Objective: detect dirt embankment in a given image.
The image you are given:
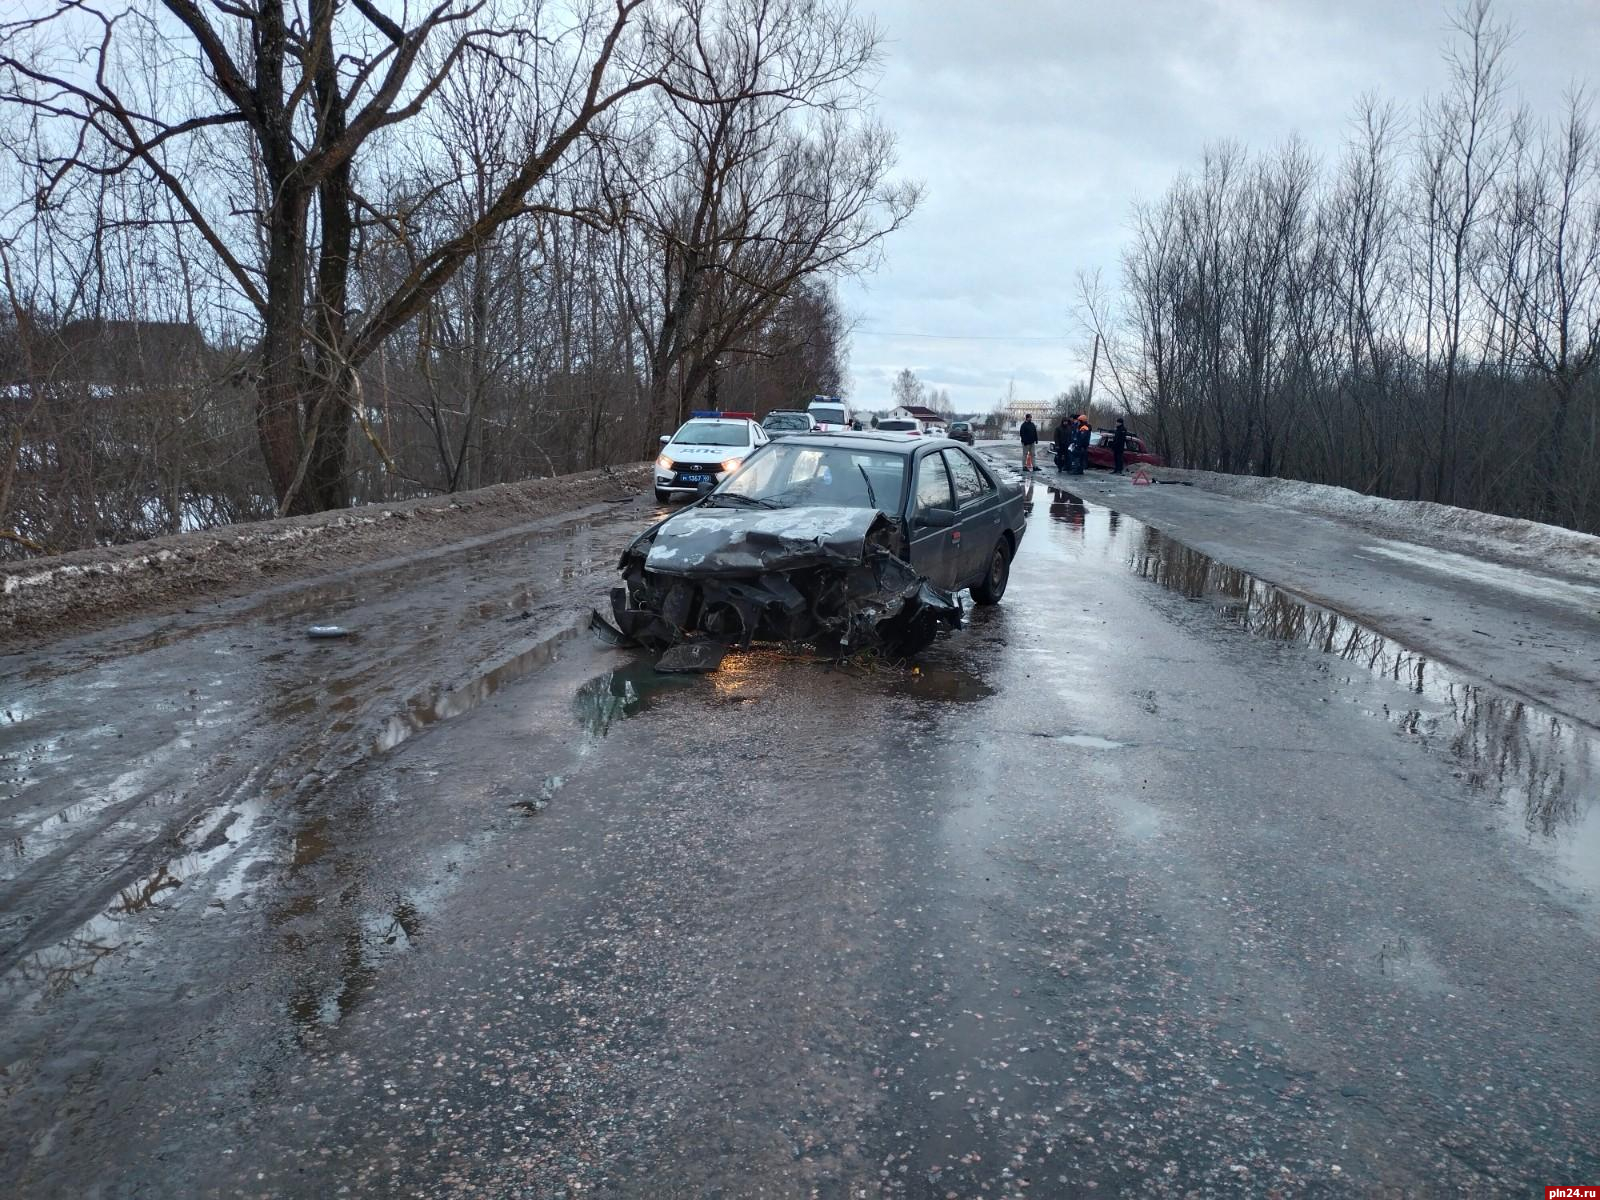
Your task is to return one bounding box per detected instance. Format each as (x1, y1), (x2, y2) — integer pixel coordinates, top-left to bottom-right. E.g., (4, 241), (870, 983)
(1, 465), (649, 647)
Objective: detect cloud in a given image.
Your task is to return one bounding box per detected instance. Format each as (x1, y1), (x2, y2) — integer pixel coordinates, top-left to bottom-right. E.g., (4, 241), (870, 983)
(839, 0), (1599, 411)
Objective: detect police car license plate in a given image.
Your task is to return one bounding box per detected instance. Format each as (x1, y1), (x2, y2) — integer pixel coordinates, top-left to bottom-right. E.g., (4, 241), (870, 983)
(679, 473), (710, 483)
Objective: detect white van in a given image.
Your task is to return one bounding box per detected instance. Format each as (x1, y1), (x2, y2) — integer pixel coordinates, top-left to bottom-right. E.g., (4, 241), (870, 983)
(806, 396), (852, 432)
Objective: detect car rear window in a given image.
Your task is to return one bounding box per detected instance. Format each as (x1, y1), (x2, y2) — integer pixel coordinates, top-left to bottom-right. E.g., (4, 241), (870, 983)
(879, 419), (918, 431)
(763, 414), (810, 430)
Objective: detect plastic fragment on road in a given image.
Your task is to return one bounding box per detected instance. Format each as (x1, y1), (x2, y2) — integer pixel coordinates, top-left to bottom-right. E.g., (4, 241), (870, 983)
(655, 643), (727, 673)
(306, 624), (351, 638)
(589, 608), (636, 647)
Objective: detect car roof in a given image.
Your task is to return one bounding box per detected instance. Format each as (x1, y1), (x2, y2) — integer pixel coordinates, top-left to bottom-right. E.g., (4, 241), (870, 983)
(773, 432), (960, 456)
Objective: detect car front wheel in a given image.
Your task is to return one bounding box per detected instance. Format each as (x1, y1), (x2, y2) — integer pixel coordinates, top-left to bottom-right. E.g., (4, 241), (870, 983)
(971, 539), (1011, 605)
(654, 488), (673, 504)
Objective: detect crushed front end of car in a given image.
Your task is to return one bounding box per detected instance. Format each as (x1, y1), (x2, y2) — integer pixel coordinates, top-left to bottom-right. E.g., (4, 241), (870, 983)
(605, 505), (961, 662)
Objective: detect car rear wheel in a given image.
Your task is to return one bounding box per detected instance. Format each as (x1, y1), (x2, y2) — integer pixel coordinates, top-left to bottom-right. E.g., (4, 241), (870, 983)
(971, 539), (1011, 605)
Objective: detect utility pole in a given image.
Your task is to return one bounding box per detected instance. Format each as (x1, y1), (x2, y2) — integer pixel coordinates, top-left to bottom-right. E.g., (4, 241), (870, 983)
(1086, 333), (1100, 410)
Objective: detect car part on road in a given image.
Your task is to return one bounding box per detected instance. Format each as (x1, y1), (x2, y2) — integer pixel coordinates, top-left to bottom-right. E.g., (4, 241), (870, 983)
(306, 624), (352, 638)
(654, 643), (729, 673)
(589, 608), (635, 646)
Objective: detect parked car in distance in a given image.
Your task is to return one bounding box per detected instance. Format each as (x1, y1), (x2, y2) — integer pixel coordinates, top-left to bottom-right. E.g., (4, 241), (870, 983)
(1086, 430), (1165, 470)
(806, 397), (852, 432)
(947, 420), (974, 444)
(761, 410), (817, 439)
(876, 418), (924, 436)
(655, 415), (768, 502)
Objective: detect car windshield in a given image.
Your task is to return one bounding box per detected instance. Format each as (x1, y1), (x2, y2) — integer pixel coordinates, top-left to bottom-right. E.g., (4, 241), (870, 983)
(763, 413), (810, 431)
(715, 443), (908, 511)
(672, 421), (748, 447)
(809, 405), (847, 425)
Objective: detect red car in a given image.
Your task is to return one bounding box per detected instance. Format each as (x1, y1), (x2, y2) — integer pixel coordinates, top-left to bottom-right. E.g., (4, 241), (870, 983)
(1086, 429), (1164, 470)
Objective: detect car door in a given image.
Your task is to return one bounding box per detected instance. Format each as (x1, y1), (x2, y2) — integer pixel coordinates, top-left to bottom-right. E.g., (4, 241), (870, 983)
(943, 448), (1003, 585)
(907, 450), (960, 588)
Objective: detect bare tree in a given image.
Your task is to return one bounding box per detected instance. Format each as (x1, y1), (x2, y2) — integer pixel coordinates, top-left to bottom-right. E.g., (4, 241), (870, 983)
(612, 0), (916, 445)
(890, 366), (924, 410)
(1, 0), (868, 514)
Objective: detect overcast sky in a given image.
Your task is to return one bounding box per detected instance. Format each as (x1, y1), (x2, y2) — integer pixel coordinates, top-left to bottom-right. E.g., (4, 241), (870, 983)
(838, 0), (1600, 415)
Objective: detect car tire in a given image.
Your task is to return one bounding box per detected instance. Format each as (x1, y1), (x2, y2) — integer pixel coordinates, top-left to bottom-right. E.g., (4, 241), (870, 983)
(971, 539), (1011, 606)
(654, 488), (672, 504)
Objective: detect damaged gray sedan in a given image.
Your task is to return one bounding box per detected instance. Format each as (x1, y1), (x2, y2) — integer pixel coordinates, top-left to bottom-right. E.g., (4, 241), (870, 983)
(607, 433), (1026, 663)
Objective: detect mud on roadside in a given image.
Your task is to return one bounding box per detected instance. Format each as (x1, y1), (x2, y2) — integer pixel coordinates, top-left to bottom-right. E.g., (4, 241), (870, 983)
(0, 465), (649, 648)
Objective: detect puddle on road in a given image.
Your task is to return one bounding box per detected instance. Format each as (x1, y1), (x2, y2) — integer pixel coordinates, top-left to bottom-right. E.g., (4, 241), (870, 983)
(573, 661), (696, 737)
(1023, 482), (1091, 532)
(375, 620), (588, 753)
(1121, 522), (1599, 897)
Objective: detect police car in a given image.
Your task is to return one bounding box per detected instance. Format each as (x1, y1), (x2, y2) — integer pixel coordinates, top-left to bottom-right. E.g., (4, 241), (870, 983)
(654, 411), (769, 502)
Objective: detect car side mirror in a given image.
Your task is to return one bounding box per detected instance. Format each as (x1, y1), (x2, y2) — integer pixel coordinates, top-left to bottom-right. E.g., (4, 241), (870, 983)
(918, 507), (957, 529)
(659, 434), (671, 445)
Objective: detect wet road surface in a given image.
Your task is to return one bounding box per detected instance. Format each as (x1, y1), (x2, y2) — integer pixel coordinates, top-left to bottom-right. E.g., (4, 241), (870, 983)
(2, 478), (1597, 1197)
(994, 445), (1600, 732)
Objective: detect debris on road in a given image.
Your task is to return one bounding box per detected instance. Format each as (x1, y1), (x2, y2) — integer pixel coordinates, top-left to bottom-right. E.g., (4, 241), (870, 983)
(306, 624), (352, 638)
(654, 643), (728, 673)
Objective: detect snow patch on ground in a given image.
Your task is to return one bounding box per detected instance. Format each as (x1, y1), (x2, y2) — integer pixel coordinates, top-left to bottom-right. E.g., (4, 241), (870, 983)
(1155, 468), (1600, 587)
(1359, 542), (1600, 613)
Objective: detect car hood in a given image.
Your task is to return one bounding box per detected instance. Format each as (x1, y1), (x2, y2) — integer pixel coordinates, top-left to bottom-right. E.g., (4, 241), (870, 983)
(637, 504), (893, 575)
(665, 442), (747, 459)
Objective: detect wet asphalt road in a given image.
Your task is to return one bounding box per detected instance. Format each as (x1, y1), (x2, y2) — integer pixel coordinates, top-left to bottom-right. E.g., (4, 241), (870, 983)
(3, 474), (1598, 1197)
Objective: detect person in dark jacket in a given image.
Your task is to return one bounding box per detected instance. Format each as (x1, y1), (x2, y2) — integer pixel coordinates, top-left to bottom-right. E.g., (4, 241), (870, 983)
(1053, 416), (1074, 470)
(1019, 414), (1039, 471)
(1072, 416), (1091, 474)
(1111, 417), (1129, 474)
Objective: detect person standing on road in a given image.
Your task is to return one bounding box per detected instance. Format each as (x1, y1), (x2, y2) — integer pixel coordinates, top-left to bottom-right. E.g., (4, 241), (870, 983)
(1111, 417), (1129, 474)
(1053, 415), (1074, 471)
(1019, 413), (1039, 472)
(1072, 415), (1091, 475)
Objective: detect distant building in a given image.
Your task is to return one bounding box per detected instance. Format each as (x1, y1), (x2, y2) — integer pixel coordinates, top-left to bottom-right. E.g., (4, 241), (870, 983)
(889, 404), (947, 429)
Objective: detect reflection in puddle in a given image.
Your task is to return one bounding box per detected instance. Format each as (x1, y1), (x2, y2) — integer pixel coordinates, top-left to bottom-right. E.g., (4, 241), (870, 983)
(1126, 524), (1599, 895)
(901, 663), (997, 704)
(1023, 485), (1089, 532)
(574, 661), (694, 737)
